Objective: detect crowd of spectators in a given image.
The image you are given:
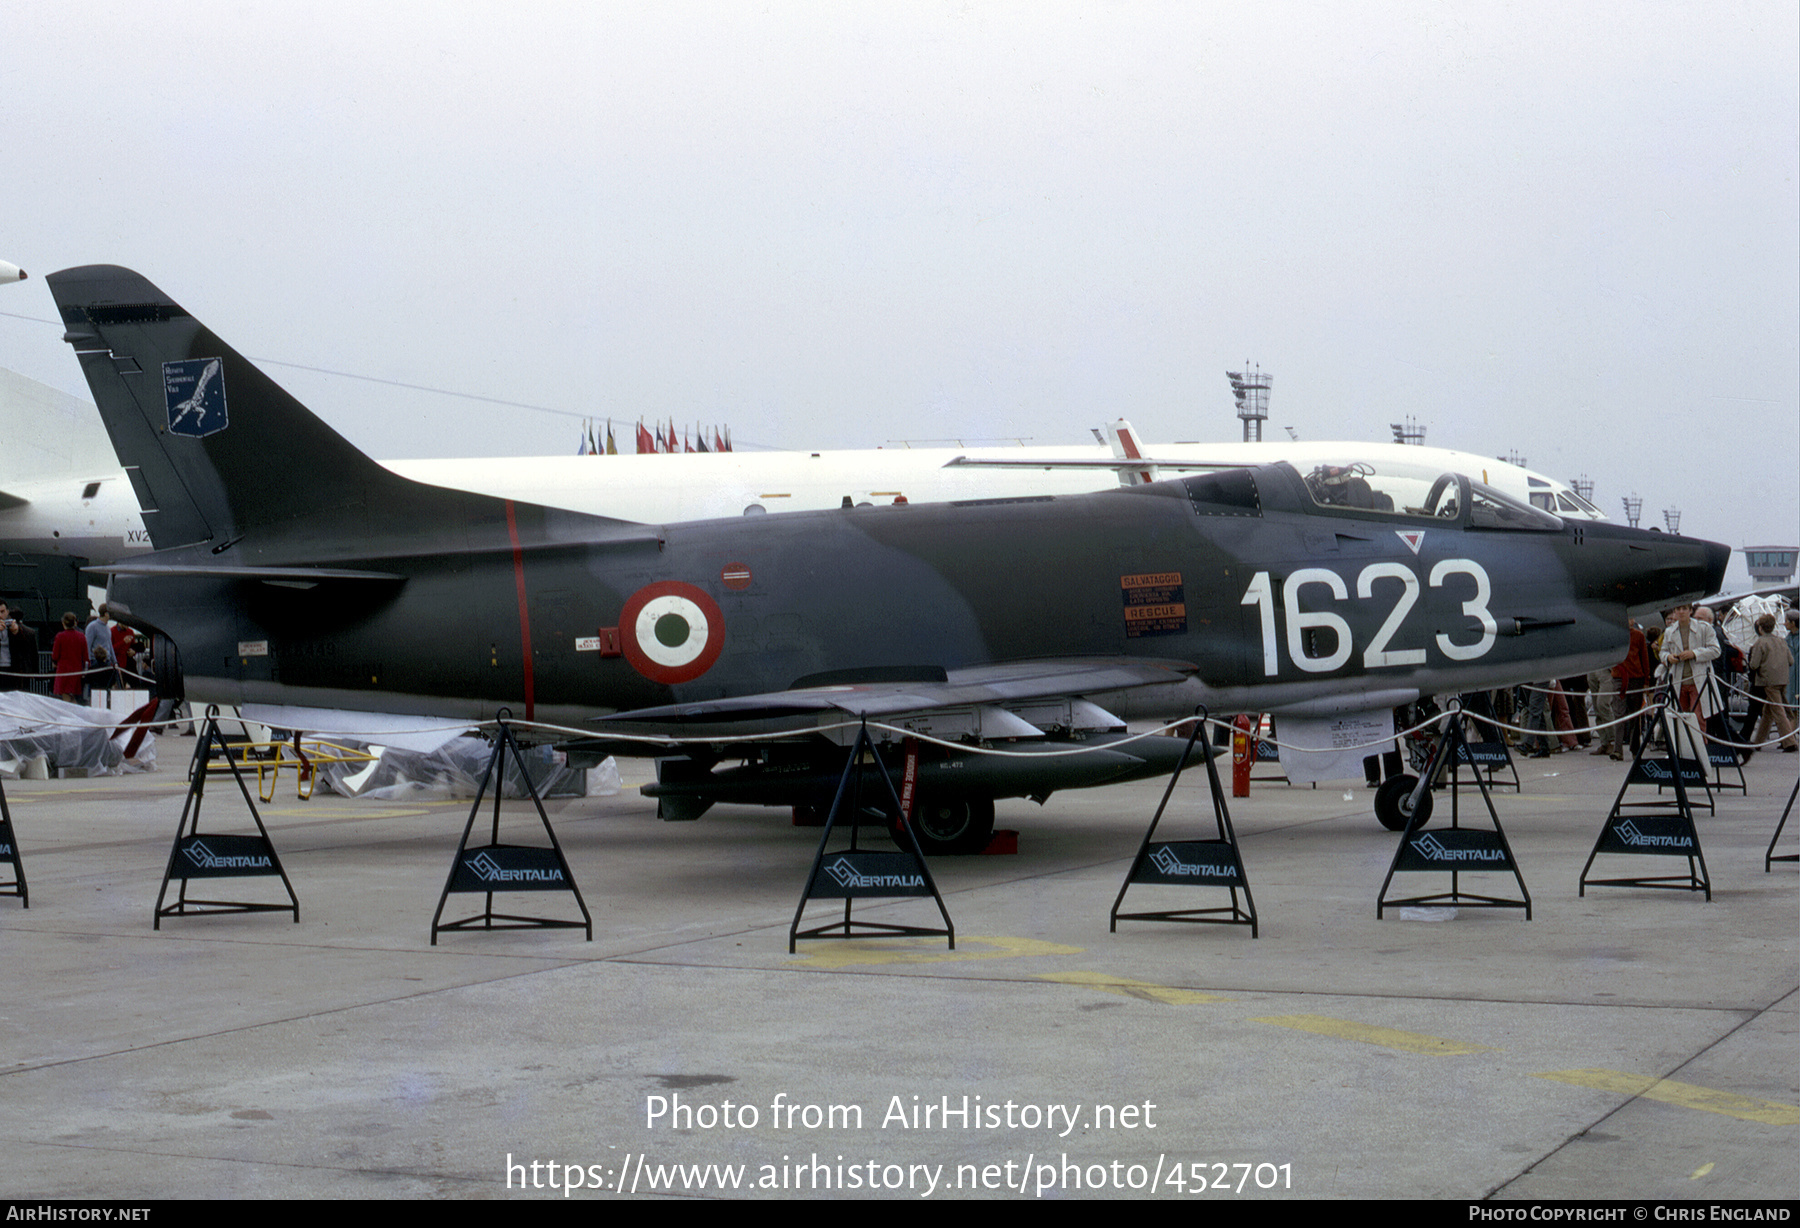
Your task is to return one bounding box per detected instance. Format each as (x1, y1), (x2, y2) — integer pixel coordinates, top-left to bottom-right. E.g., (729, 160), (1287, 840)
(1502, 600), (1797, 761)
(1, 602), (148, 704)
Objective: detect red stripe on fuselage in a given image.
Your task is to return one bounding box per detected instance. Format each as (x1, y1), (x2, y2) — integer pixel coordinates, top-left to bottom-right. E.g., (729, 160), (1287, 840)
(505, 500), (535, 721)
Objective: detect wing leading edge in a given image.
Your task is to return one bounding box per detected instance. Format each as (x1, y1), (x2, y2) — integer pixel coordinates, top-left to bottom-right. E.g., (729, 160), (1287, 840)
(591, 656), (1197, 731)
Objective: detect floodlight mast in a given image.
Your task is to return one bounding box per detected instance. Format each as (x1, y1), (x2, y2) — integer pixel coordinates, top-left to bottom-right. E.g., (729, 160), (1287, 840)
(1227, 364), (1270, 443)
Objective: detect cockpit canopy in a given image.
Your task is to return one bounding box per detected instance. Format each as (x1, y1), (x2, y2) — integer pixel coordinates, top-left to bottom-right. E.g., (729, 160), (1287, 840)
(1298, 460), (1562, 530)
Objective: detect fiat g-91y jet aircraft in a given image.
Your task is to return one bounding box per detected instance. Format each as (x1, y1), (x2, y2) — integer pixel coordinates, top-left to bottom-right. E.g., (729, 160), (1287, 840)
(47, 266), (1728, 850)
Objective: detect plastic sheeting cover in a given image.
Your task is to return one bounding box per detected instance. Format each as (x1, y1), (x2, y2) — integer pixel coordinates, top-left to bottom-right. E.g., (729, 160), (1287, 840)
(0, 692), (157, 778)
(309, 733), (619, 801)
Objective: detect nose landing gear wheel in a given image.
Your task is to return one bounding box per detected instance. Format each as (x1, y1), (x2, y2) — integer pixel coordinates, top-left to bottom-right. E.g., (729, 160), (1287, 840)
(1375, 775), (1433, 832)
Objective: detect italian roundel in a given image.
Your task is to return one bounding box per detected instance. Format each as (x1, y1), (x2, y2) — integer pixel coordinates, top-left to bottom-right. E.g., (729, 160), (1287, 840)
(618, 581), (725, 685)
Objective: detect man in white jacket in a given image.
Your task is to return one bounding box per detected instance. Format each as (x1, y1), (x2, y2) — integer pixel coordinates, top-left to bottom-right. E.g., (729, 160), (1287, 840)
(1659, 603), (1720, 767)
(1660, 604), (1720, 715)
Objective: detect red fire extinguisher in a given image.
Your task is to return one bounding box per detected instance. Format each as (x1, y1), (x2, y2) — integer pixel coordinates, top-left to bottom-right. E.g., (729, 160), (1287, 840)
(1231, 714), (1257, 798)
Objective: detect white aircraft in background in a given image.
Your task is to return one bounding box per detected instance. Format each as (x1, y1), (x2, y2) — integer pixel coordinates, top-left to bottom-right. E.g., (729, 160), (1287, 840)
(388, 422), (1608, 523)
(0, 366), (1607, 568)
(0, 366), (151, 561)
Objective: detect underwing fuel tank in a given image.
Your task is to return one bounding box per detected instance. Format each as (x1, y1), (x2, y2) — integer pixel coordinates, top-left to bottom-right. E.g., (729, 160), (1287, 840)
(645, 733), (1210, 812)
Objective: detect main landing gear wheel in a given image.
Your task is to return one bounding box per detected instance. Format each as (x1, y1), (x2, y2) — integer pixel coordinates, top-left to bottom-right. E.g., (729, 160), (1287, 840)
(1375, 775), (1433, 832)
(904, 795), (996, 855)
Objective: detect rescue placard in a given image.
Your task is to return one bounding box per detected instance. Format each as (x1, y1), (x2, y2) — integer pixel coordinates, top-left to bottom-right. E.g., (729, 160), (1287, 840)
(1121, 572), (1187, 638)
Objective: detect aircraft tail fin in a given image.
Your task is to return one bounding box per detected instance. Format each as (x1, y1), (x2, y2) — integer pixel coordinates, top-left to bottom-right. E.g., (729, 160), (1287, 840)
(45, 265), (645, 556)
(45, 265), (416, 551)
(1102, 419), (1158, 486)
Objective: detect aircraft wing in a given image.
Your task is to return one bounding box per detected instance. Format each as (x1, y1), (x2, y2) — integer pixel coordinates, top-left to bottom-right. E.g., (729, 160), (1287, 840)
(89, 563), (405, 582)
(591, 656), (1197, 732)
(943, 456), (1236, 472)
(239, 658), (1196, 750)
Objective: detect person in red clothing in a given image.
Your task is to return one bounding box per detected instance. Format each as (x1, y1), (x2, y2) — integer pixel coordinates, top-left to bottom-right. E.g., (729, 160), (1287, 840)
(110, 619), (134, 688)
(1614, 617), (1654, 755)
(51, 611), (88, 702)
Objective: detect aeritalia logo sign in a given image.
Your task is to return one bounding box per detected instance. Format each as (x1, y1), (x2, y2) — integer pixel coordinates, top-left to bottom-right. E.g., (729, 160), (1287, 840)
(1614, 820), (1693, 850)
(1148, 846), (1236, 878)
(183, 839), (272, 870)
(824, 856), (924, 890)
(465, 851), (564, 883)
(618, 581), (726, 684)
(1409, 833), (1506, 863)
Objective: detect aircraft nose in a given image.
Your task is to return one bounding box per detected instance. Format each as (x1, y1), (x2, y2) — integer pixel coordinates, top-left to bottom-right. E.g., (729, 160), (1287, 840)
(1617, 532), (1732, 613)
(1581, 527), (1731, 613)
(1702, 539), (1731, 596)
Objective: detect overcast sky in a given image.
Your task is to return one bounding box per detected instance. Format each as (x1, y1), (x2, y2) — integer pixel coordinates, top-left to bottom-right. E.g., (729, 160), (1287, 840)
(3, 2), (1794, 571)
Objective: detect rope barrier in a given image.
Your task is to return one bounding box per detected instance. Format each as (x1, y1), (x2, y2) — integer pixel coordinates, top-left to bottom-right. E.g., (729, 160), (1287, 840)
(0, 665), (158, 685)
(2, 691), (1795, 760)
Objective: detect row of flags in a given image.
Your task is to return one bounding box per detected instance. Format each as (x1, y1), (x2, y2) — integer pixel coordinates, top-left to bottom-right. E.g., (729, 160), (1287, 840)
(579, 419), (734, 455)
(576, 419), (618, 455)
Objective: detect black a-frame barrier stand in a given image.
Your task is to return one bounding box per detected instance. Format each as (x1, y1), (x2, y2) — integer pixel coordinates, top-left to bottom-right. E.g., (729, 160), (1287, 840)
(432, 717), (591, 944)
(1701, 739), (1748, 796)
(154, 710), (299, 928)
(1767, 771), (1799, 872)
(1378, 704), (1531, 919)
(0, 774), (27, 908)
(790, 719), (953, 953)
(1638, 706), (1717, 815)
(1248, 717), (1287, 785)
(1112, 708), (1258, 936)
(1693, 680), (1745, 796)
(1449, 715), (1522, 794)
(1580, 698), (1711, 899)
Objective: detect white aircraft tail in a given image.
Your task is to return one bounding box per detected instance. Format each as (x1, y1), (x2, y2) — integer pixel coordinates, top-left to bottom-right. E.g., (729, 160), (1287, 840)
(0, 366), (121, 485)
(1103, 419), (1158, 486)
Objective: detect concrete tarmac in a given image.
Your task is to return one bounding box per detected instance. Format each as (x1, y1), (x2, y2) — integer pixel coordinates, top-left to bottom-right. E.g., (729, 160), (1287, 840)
(1, 734), (1794, 1200)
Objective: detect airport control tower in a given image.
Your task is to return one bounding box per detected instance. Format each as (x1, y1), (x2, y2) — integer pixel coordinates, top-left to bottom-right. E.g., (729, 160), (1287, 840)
(1743, 547), (1798, 585)
(1227, 365), (1271, 442)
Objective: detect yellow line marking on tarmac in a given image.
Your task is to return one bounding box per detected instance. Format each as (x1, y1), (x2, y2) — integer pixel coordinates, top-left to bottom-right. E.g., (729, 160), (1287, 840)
(1251, 1014), (1494, 1054)
(1036, 970), (1230, 1004)
(788, 935), (1083, 969)
(1690, 1163), (1714, 1180)
(261, 807), (432, 819)
(0, 780), (179, 793)
(1531, 1070), (1800, 1125)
